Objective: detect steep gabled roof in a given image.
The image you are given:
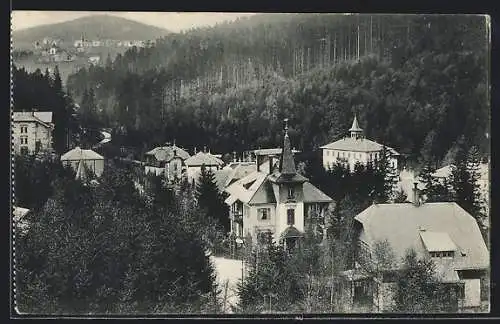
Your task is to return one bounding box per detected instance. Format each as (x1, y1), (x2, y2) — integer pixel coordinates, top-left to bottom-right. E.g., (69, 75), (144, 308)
(224, 171), (268, 204)
(355, 202), (489, 273)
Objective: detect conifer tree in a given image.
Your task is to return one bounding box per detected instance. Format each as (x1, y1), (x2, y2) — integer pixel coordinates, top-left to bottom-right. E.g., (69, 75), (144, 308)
(195, 166), (229, 232)
(449, 145), (484, 232)
(393, 249), (459, 313)
(374, 146), (397, 203)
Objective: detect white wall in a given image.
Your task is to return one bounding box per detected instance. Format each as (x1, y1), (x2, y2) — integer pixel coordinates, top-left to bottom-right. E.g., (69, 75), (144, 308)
(64, 158), (104, 177)
(464, 279), (481, 307)
(12, 121), (52, 155)
(274, 202), (304, 243)
(323, 149), (397, 172)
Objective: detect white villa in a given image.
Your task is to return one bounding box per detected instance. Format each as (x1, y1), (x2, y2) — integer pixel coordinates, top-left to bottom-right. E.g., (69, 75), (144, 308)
(224, 120), (333, 250)
(321, 115), (400, 172)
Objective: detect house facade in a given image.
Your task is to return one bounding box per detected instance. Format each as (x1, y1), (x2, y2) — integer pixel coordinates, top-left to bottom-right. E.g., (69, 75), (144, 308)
(321, 115), (400, 172)
(342, 186), (489, 312)
(144, 143), (191, 181)
(185, 151), (225, 182)
(12, 111), (54, 155)
(224, 122), (333, 249)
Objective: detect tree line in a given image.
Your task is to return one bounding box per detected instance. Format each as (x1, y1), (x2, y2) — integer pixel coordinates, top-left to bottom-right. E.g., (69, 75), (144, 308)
(13, 65), (80, 154)
(63, 14), (488, 168)
(15, 157), (229, 314)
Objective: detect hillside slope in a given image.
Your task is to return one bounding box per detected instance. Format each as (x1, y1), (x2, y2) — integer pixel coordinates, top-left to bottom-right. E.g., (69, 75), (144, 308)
(12, 14), (170, 47)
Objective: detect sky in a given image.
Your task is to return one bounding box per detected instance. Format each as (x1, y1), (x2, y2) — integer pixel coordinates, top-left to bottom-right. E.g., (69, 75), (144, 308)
(11, 11), (256, 33)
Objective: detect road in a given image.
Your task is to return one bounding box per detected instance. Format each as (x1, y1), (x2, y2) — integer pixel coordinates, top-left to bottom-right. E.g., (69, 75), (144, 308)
(210, 256), (244, 313)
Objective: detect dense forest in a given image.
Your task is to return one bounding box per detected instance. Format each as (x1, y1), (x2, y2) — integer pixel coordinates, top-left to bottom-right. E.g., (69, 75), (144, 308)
(12, 65), (80, 154)
(63, 14), (489, 168)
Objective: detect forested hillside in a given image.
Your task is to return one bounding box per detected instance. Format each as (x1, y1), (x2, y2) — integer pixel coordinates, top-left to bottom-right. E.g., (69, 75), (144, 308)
(64, 14), (489, 166)
(12, 14), (170, 48)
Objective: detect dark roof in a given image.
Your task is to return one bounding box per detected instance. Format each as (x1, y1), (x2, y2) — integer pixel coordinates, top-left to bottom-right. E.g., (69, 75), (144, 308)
(268, 172), (309, 184)
(279, 132), (296, 175)
(280, 226), (304, 239)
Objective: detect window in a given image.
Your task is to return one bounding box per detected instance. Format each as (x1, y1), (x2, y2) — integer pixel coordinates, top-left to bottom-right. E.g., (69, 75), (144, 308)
(35, 140), (42, 152)
(20, 147), (28, 155)
(20, 136), (28, 145)
(288, 187), (295, 200)
(348, 152), (351, 158)
(326, 151), (329, 156)
(287, 209), (295, 225)
(430, 251), (454, 258)
(258, 208), (270, 220)
(20, 125), (28, 134)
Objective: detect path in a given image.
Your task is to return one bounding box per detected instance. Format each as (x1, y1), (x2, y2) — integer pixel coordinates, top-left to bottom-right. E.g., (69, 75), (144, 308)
(210, 256), (244, 313)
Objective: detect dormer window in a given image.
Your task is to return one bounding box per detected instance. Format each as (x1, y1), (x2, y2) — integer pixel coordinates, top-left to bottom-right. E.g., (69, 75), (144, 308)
(420, 231), (457, 259)
(288, 187), (295, 199)
(430, 251), (455, 258)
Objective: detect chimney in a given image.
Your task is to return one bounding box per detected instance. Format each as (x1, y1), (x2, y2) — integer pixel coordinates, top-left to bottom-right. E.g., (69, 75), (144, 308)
(194, 147), (197, 154)
(256, 154), (261, 172)
(173, 139), (176, 146)
(203, 146), (207, 153)
(233, 151), (237, 163)
(412, 182), (420, 207)
(269, 156), (273, 174)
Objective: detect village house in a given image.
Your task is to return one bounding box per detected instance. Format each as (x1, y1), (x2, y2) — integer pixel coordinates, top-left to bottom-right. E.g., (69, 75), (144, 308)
(185, 149), (225, 182)
(12, 111), (54, 155)
(340, 184), (489, 313)
(224, 120), (333, 249)
(144, 143), (191, 181)
(61, 147), (105, 179)
(321, 115), (400, 172)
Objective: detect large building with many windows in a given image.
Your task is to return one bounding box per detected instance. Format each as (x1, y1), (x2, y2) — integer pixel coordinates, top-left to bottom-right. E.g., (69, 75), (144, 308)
(320, 115), (400, 172)
(12, 111), (54, 155)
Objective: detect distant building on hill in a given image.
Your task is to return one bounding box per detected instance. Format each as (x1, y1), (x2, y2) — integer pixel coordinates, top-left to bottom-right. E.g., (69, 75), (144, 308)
(321, 115), (400, 172)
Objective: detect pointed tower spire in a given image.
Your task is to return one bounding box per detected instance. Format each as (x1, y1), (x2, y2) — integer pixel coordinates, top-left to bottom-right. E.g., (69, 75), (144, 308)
(349, 114), (363, 139)
(279, 118), (296, 175)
